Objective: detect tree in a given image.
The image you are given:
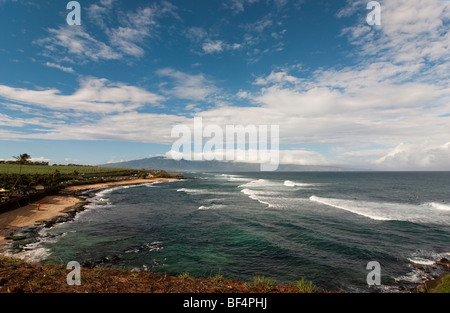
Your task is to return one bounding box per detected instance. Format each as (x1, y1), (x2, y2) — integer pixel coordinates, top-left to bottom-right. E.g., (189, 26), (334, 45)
(12, 153), (31, 188)
(13, 153), (32, 165)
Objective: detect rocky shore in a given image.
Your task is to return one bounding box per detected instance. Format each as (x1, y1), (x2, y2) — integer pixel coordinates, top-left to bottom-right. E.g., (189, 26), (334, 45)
(411, 258), (450, 293)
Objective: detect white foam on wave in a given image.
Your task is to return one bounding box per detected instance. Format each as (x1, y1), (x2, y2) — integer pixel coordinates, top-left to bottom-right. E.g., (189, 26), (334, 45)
(283, 180), (320, 188)
(394, 267), (431, 285)
(238, 179), (277, 189)
(394, 251), (450, 288)
(309, 195), (390, 221)
(177, 188), (232, 195)
(198, 204), (228, 210)
(83, 194), (112, 210)
(427, 202), (450, 211)
(309, 195), (450, 225)
(4, 230), (69, 263)
(408, 251), (450, 265)
(6, 246), (52, 263)
(219, 174), (253, 182)
(177, 188), (203, 194)
(240, 189), (273, 207)
(407, 258), (436, 266)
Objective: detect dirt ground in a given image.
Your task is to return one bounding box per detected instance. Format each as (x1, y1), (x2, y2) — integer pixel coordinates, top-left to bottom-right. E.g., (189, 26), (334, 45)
(0, 257), (307, 293)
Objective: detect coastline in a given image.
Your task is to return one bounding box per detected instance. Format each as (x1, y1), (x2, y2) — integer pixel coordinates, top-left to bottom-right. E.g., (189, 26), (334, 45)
(0, 178), (179, 255)
(0, 175), (448, 294)
(61, 177), (177, 193)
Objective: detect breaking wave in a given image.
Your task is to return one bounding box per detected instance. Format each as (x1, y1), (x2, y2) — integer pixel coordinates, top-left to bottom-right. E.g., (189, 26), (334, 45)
(240, 188), (273, 207)
(283, 180), (320, 187)
(309, 196), (450, 225)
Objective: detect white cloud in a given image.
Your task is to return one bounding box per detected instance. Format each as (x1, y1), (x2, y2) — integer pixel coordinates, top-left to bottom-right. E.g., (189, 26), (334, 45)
(107, 7), (156, 58)
(340, 0), (450, 67)
(106, 158), (125, 164)
(202, 40), (224, 54)
(22, 112), (189, 144)
(201, 40), (242, 55)
(225, 0), (260, 14)
(253, 70), (302, 86)
(44, 62), (74, 73)
(374, 141), (450, 170)
(86, 2), (111, 29)
(30, 156), (51, 163)
(3, 0), (450, 170)
(37, 2), (179, 63)
(278, 150), (331, 166)
(157, 68), (219, 101)
(0, 77), (164, 113)
(339, 148), (389, 158)
(164, 148), (330, 167)
(35, 26), (122, 63)
(185, 27), (208, 43)
(243, 14), (273, 33)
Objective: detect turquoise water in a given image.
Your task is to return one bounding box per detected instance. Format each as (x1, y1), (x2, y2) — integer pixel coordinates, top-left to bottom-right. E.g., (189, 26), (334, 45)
(16, 172), (450, 292)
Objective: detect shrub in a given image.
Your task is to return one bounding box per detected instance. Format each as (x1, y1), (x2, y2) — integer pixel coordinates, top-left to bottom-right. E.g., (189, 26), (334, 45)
(296, 277), (316, 293)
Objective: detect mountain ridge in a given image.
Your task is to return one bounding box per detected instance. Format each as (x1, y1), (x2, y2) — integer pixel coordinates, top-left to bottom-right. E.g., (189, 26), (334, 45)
(99, 156), (358, 172)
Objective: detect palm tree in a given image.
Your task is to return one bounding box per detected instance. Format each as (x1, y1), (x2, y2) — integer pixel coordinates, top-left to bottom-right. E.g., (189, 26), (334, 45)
(13, 153), (32, 166)
(12, 153), (31, 189)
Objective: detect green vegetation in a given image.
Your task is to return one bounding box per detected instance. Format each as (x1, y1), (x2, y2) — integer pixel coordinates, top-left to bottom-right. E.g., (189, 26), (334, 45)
(0, 153), (184, 206)
(0, 163), (136, 175)
(245, 275), (276, 291)
(178, 272), (194, 280)
(429, 274), (450, 293)
(0, 257), (21, 263)
(296, 277), (316, 293)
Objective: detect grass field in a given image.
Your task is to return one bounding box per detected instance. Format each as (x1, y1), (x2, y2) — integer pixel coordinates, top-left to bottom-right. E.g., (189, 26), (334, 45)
(0, 164), (137, 175)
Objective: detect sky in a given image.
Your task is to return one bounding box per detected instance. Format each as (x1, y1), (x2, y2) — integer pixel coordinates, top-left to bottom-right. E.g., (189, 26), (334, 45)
(0, 0), (449, 170)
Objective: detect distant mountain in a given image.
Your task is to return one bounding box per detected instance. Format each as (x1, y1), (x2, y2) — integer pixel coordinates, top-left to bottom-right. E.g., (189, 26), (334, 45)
(100, 156), (352, 172)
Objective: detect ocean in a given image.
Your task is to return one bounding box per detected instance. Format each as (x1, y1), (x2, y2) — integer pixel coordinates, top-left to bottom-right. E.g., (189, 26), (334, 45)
(9, 172), (450, 292)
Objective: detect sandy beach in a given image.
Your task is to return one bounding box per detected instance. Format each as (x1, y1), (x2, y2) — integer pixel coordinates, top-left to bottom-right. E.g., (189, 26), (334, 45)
(61, 177), (176, 192)
(0, 178), (178, 253)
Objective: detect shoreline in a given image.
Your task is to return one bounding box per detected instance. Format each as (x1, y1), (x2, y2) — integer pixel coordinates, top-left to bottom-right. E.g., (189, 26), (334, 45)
(0, 176), (448, 293)
(0, 178), (180, 255)
(61, 177), (178, 193)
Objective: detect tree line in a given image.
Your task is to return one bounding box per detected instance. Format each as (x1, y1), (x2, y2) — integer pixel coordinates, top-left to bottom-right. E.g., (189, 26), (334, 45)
(0, 153), (49, 166)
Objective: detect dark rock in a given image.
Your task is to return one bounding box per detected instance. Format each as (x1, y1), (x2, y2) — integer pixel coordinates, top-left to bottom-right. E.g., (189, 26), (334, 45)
(81, 260), (93, 268)
(5, 235), (27, 241)
(7, 287), (24, 293)
(0, 278), (8, 286)
(414, 284), (427, 293)
(436, 258), (450, 269)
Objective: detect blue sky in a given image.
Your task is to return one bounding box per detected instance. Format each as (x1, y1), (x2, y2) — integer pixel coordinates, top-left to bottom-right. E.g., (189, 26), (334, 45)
(0, 0), (449, 170)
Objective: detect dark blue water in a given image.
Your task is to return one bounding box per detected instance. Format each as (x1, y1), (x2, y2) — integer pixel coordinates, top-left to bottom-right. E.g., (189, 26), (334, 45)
(16, 172), (450, 292)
